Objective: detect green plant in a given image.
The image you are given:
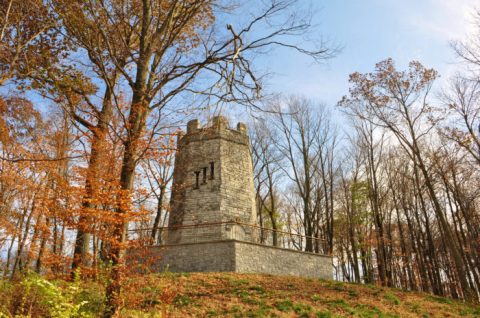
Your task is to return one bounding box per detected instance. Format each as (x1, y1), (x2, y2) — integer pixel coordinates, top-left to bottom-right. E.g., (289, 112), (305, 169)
(248, 285), (265, 294)
(354, 304), (383, 317)
(348, 289), (359, 297)
(427, 295), (452, 304)
(316, 311), (332, 318)
(275, 299), (294, 312)
(16, 273), (91, 318)
(384, 292), (401, 305)
(173, 295), (194, 307)
(324, 299), (355, 315)
(292, 303), (312, 316)
(274, 299), (311, 315)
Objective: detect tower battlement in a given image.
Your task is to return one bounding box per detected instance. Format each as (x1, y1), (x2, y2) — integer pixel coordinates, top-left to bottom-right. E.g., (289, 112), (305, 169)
(168, 116), (257, 244)
(177, 116), (249, 148)
(186, 116), (247, 134)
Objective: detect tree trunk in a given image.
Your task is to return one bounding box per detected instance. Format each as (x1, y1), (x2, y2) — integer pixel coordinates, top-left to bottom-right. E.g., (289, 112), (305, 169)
(72, 87), (114, 274)
(414, 147), (474, 301)
(104, 94), (150, 317)
(151, 185), (166, 242)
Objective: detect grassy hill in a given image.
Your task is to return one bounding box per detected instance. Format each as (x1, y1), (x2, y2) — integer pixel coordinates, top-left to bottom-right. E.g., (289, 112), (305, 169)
(123, 272), (479, 317)
(1, 272), (479, 317)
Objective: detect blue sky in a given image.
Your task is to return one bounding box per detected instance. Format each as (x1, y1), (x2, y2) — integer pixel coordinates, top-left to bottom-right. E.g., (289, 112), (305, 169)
(259, 0), (478, 107)
(5, 1), (478, 126)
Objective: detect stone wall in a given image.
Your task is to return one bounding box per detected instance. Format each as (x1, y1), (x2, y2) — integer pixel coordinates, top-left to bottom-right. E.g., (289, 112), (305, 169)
(143, 240), (332, 279)
(147, 241), (236, 273)
(234, 241), (332, 279)
(219, 126), (257, 228)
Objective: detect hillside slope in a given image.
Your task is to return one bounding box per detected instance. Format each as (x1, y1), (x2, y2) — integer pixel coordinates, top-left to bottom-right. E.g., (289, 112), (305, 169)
(1, 272), (479, 317)
(120, 272), (479, 317)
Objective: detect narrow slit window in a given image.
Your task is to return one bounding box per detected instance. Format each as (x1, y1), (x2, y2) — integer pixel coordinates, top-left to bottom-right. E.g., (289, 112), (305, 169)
(210, 162), (215, 179)
(194, 171), (200, 188)
(202, 167), (207, 184)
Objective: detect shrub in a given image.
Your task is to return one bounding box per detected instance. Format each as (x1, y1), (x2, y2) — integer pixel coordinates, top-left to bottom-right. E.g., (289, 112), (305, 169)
(1, 273), (97, 318)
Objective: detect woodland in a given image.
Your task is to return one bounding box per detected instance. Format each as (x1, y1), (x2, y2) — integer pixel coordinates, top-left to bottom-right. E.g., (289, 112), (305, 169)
(0, 0), (479, 317)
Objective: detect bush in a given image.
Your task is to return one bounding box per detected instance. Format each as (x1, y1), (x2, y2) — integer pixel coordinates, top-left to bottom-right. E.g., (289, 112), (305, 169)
(0, 273), (100, 318)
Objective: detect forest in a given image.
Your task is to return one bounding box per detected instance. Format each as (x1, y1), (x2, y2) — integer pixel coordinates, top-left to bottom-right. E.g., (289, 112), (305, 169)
(0, 0), (479, 317)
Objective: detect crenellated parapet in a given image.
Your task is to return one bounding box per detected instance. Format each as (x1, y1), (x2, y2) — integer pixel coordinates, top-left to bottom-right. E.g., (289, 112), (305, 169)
(186, 116), (246, 133)
(179, 116), (249, 147)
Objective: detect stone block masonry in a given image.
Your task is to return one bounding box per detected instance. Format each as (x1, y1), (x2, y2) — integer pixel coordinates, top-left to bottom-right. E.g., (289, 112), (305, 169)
(234, 241), (332, 279)
(144, 240), (332, 280)
(167, 116), (257, 244)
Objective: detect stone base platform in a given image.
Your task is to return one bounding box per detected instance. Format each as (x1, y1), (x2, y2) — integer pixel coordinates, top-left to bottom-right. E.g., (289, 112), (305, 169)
(137, 240), (332, 279)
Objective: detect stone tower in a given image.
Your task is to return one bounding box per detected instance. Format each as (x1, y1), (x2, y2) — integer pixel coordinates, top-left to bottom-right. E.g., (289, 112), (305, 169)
(138, 116), (332, 279)
(167, 116), (257, 244)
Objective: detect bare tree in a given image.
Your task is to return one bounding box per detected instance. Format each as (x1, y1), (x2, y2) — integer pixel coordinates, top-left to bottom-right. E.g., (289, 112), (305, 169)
(339, 58), (475, 301)
(269, 96), (338, 253)
(441, 77), (480, 165)
(251, 118), (283, 246)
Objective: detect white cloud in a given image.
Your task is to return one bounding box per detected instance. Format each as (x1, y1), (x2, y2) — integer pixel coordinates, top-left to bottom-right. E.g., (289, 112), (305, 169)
(406, 0), (477, 41)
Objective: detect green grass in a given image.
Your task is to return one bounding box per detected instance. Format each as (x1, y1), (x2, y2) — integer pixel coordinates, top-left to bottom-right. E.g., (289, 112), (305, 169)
(384, 292), (401, 305)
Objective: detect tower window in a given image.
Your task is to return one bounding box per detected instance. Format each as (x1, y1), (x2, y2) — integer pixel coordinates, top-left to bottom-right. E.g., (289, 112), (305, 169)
(202, 167), (207, 184)
(210, 162), (215, 179)
(194, 171), (200, 188)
